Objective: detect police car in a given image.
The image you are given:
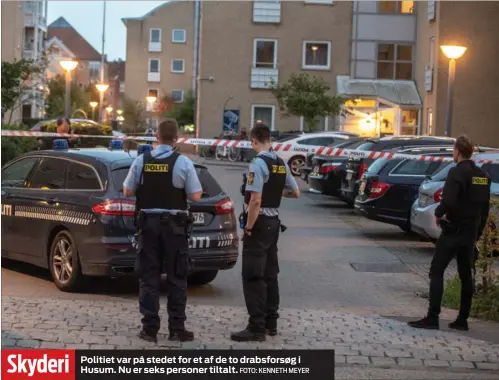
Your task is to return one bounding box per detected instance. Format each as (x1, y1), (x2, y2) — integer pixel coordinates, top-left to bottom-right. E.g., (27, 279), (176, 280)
(1, 140), (239, 292)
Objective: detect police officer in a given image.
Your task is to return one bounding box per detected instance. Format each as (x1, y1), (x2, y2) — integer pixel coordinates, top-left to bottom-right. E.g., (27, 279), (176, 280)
(231, 123), (300, 342)
(123, 118), (203, 343)
(409, 135), (490, 331)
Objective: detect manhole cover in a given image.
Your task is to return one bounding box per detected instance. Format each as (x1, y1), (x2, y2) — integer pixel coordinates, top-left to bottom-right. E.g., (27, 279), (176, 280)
(350, 263), (409, 273)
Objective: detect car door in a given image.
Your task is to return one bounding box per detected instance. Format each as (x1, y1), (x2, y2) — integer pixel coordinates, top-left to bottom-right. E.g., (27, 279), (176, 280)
(1, 156), (40, 255)
(13, 157), (70, 258)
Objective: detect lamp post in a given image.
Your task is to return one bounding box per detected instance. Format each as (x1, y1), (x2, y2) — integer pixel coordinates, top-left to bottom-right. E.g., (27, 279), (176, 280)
(89, 101), (98, 121)
(95, 83), (109, 123)
(146, 96), (157, 133)
(106, 106), (113, 121)
(440, 45), (467, 137)
(60, 60), (79, 118)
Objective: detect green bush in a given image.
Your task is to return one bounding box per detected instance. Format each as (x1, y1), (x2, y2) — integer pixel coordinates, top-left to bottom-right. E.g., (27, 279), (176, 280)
(1, 124), (37, 164)
(40, 120), (112, 148)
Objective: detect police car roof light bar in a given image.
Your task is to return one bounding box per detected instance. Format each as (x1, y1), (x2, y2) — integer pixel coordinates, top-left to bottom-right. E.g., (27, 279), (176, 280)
(53, 139), (69, 150)
(137, 144), (153, 155)
(109, 139), (124, 150)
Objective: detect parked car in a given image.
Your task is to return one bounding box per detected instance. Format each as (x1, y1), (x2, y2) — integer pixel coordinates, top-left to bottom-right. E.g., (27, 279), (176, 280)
(340, 136), (456, 205)
(411, 152), (499, 240)
(306, 138), (367, 195)
(274, 132), (353, 176)
(1, 145), (238, 292)
(354, 147), (455, 232)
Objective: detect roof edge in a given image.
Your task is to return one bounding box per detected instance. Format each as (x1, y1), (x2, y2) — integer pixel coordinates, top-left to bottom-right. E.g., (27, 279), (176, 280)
(122, 1), (182, 26)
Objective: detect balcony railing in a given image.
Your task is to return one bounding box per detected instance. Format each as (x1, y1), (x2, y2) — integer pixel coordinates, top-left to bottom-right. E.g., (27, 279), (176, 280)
(250, 64), (278, 89)
(253, 0), (281, 23)
(425, 67), (433, 92)
(148, 72), (160, 83)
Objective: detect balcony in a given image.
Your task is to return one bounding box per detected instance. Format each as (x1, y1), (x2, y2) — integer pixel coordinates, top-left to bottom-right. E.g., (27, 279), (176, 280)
(148, 42), (161, 53)
(425, 67), (433, 92)
(250, 65), (278, 89)
(253, 0), (281, 23)
(23, 49), (34, 60)
(148, 72), (160, 83)
(24, 13), (46, 29)
(119, 82), (125, 93)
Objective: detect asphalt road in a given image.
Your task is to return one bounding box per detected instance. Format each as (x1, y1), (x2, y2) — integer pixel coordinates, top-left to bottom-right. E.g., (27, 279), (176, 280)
(1, 161), (439, 314)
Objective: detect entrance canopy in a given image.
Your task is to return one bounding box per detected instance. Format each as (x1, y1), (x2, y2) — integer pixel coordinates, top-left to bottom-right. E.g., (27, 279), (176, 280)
(336, 76), (422, 107)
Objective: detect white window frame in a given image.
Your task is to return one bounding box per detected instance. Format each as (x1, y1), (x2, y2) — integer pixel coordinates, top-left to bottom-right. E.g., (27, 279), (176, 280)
(300, 116), (329, 132)
(172, 29), (186, 43)
(148, 59), (160, 73)
(171, 59), (185, 73)
(304, 0), (334, 4)
(302, 41), (331, 70)
(147, 88), (159, 98)
(149, 28), (161, 43)
(253, 38), (278, 69)
(171, 89), (184, 103)
(251, 104), (276, 131)
(429, 37), (435, 68)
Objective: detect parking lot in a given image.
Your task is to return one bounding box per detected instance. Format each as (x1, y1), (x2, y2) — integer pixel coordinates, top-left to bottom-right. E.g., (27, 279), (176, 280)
(2, 159), (499, 377)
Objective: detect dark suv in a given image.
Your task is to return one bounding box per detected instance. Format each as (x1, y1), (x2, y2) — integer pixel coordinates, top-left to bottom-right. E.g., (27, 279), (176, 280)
(340, 136), (456, 205)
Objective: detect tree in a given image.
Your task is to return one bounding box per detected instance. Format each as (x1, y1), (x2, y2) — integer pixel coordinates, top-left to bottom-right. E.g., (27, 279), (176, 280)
(162, 89), (195, 127)
(271, 73), (347, 132)
(45, 75), (91, 118)
(1, 58), (45, 122)
(121, 96), (147, 134)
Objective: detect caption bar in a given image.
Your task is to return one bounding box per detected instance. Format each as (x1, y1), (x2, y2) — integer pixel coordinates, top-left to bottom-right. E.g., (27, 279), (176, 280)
(78, 350), (334, 380)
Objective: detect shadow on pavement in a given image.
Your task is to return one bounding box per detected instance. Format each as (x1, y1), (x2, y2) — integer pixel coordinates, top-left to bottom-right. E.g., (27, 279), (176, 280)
(384, 315), (499, 345)
(1, 259), (219, 298)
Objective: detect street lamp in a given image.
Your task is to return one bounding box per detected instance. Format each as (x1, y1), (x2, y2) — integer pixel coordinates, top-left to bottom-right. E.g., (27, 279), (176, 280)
(146, 96), (157, 133)
(95, 83), (109, 124)
(440, 45), (467, 137)
(116, 109), (123, 116)
(60, 60), (79, 118)
(89, 101), (98, 121)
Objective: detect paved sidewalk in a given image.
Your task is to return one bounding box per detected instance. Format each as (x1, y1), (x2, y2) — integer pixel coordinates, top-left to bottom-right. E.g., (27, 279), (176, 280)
(2, 296), (498, 373)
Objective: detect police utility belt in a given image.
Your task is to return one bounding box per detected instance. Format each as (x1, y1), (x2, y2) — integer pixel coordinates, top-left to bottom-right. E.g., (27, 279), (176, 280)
(136, 209), (194, 235)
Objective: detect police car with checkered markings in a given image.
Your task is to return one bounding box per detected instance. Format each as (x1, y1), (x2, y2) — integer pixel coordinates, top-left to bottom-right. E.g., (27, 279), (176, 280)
(1, 140), (239, 292)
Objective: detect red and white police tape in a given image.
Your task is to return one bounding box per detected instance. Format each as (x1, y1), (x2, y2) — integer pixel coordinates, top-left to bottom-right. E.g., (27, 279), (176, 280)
(2, 130), (498, 164)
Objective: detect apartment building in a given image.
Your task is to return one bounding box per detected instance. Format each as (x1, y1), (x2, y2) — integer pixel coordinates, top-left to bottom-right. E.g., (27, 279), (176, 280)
(123, 1), (499, 144)
(108, 60), (126, 111)
(1, 0), (48, 123)
(123, 1), (195, 130)
(46, 17), (107, 87)
(415, 1), (499, 147)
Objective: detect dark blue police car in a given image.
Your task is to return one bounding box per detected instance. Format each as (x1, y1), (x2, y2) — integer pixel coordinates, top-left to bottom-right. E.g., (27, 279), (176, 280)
(1, 140), (239, 292)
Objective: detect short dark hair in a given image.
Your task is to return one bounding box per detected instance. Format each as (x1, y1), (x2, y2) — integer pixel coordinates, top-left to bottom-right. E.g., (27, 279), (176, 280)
(56, 118), (64, 126)
(454, 135), (474, 159)
(250, 123), (271, 143)
(157, 118), (178, 144)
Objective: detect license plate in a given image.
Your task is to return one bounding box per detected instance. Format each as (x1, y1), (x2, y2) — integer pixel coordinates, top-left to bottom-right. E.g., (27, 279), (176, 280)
(192, 212), (205, 225)
(359, 181), (366, 193)
(346, 172), (353, 180)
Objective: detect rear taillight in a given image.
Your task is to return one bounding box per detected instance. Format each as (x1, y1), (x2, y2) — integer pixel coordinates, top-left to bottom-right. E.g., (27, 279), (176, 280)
(320, 163), (339, 174)
(358, 163), (368, 179)
(368, 181), (391, 199)
(434, 188), (443, 203)
(215, 198), (234, 215)
(93, 199), (136, 216)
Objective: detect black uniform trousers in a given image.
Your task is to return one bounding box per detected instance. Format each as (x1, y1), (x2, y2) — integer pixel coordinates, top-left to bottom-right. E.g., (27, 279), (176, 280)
(428, 224), (478, 320)
(242, 215), (280, 333)
(135, 215), (190, 336)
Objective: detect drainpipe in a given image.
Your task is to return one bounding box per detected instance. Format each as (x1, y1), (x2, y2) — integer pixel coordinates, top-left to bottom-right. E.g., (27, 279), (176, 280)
(32, 1), (40, 119)
(193, 0), (201, 138)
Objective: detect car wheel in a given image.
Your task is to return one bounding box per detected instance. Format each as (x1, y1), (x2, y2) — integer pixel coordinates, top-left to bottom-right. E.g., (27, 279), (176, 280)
(188, 270), (218, 286)
(288, 156), (305, 176)
(49, 230), (84, 292)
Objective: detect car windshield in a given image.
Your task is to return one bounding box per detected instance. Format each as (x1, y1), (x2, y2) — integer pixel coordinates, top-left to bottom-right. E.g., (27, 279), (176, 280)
(112, 166), (223, 197)
(334, 139), (366, 149)
(355, 141), (377, 151)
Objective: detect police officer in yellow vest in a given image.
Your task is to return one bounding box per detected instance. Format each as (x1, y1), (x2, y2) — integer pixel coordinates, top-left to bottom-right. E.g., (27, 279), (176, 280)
(123, 119), (203, 343)
(231, 123), (300, 342)
(409, 135), (491, 331)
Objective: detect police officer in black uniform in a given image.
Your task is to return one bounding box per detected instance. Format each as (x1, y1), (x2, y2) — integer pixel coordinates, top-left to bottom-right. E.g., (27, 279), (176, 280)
(123, 119), (203, 343)
(231, 123), (300, 342)
(409, 135), (491, 331)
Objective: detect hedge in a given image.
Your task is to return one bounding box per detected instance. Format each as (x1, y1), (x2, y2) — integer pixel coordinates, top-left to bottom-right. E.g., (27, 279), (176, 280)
(1, 124), (37, 164)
